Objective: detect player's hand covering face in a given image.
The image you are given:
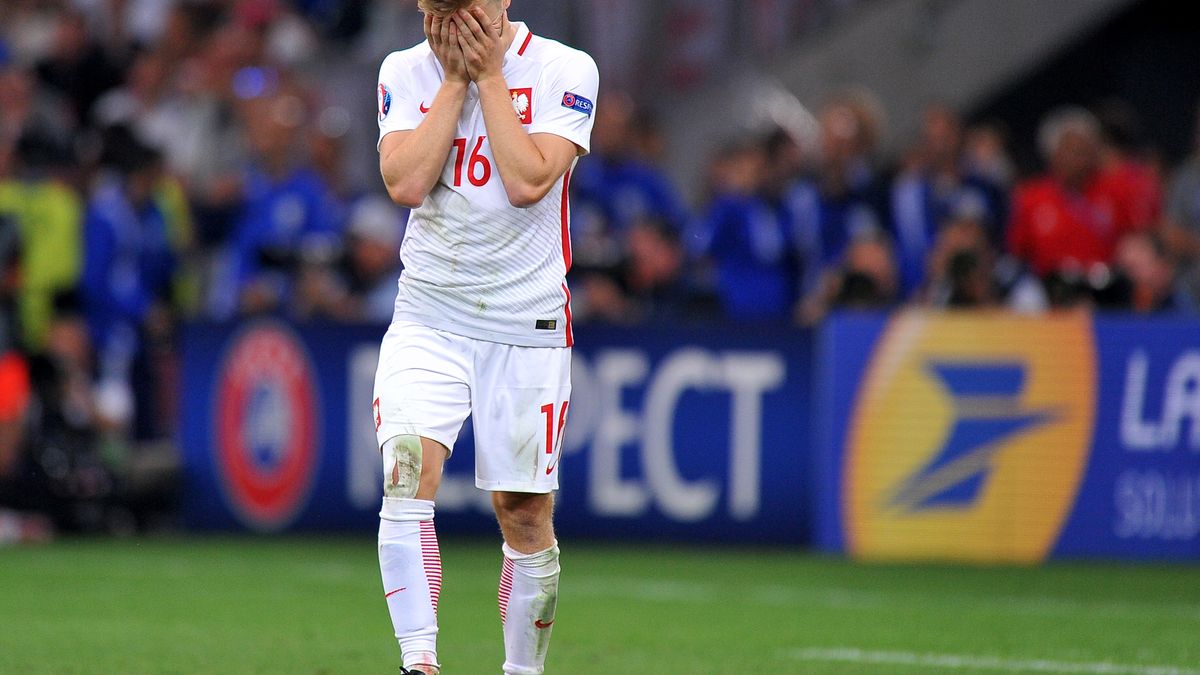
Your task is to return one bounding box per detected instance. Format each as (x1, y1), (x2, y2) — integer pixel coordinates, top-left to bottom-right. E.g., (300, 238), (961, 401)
(425, 13), (469, 83)
(454, 7), (505, 83)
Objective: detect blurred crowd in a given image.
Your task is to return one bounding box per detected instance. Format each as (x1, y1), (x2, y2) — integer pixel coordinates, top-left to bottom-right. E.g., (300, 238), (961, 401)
(572, 93), (1200, 326)
(3, 0), (1200, 542)
(0, 0), (416, 541)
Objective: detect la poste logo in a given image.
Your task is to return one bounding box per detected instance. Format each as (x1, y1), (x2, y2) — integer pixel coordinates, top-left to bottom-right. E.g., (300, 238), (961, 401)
(844, 312), (1095, 563)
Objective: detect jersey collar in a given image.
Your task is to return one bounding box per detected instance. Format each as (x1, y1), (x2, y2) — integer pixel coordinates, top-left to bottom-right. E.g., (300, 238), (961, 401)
(505, 21), (531, 61)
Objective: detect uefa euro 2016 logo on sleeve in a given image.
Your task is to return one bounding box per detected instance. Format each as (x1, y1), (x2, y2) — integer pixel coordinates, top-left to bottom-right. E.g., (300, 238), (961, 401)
(378, 84), (392, 121)
(214, 322), (321, 531)
(844, 312), (1095, 563)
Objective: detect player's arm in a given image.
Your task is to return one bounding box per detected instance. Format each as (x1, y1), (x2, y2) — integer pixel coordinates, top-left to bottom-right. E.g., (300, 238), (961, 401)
(455, 8), (579, 208)
(379, 15), (470, 208)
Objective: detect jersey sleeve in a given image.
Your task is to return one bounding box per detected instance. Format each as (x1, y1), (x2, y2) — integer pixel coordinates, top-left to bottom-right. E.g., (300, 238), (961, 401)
(527, 49), (599, 155)
(377, 52), (424, 149)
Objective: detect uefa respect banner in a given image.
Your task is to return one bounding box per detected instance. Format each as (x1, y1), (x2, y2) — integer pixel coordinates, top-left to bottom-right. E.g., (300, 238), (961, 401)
(180, 313), (1200, 557)
(179, 320), (814, 542)
(816, 311), (1200, 562)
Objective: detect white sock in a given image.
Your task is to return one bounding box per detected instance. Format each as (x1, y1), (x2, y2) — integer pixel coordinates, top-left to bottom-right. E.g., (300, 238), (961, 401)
(379, 497), (441, 671)
(498, 541), (560, 675)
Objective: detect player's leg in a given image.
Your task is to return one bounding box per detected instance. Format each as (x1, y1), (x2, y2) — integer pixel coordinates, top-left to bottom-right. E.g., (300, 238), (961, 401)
(494, 491), (560, 675)
(379, 435), (448, 675)
(471, 341), (570, 675)
(374, 322), (472, 675)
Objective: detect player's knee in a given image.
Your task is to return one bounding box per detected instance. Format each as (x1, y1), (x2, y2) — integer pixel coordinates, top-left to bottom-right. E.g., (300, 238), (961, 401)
(382, 434), (424, 499)
(494, 492), (554, 550)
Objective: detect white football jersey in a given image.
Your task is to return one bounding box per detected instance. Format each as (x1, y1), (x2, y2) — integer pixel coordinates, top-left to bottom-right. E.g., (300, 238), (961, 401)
(376, 22), (598, 347)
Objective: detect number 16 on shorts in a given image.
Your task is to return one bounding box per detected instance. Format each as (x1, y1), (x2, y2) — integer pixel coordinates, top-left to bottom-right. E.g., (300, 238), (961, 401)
(541, 401), (569, 477)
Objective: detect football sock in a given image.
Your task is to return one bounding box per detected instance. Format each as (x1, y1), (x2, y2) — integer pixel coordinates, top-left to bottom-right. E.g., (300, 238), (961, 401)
(498, 540), (560, 675)
(379, 498), (441, 671)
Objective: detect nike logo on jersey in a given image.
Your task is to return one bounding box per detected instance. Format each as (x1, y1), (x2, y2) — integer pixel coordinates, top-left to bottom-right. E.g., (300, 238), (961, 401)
(385, 587), (407, 598)
(419, 102), (431, 113)
(534, 619), (555, 629)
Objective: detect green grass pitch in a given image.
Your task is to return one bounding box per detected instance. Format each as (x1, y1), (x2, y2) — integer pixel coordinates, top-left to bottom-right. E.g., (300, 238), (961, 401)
(1, 536), (1198, 674)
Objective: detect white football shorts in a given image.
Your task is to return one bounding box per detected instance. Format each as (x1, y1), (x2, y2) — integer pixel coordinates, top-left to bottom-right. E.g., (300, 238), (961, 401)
(373, 321), (571, 493)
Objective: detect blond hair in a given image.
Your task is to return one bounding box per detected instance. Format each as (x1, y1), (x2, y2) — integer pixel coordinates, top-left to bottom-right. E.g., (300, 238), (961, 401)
(417, 0), (497, 16)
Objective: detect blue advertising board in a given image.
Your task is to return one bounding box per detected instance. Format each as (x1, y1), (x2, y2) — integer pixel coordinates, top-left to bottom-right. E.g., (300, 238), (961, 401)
(816, 311), (1200, 561)
(182, 311), (1200, 558)
(180, 320), (814, 543)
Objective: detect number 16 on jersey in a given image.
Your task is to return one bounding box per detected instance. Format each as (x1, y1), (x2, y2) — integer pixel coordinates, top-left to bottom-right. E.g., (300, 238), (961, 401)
(541, 401), (568, 476)
(452, 136), (492, 187)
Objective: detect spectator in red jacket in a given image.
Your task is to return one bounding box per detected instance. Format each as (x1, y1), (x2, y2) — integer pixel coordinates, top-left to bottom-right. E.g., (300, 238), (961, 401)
(1093, 99), (1163, 231)
(1008, 107), (1148, 278)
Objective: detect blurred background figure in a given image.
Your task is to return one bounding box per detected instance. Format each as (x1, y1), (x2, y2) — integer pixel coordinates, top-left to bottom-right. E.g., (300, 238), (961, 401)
(80, 126), (176, 441)
(787, 91), (889, 314)
(962, 121), (1016, 195)
(691, 136), (793, 322)
(797, 232), (898, 325)
(569, 90), (688, 323)
(1093, 98), (1163, 233)
(925, 213), (1000, 309)
(1163, 103), (1200, 308)
(572, 90), (687, 251)
(589, 215), (702, 325)
(1, 58), (73, 176)
(169, 10), (254, 251)
(339, 195), (406, 323)
(621, 217), (695, 322)
(889, 104), (1008, 299)
(1111, 231), (1195, 314)
(215, 90), (343, 318)
(33, 9), (124, 130)
(921, 207), (1048, 312)
(292, 194), (406, 323)
(0, 131), (82, 354)
(0, 214), (48, 544)
(1008, 106), (1153, 307)
(834, 235), (899, 311)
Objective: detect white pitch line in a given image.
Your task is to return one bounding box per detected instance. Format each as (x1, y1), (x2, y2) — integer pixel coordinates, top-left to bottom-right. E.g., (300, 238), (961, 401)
(568, 576), (1200, 620)
(783, 647), (1200, 675)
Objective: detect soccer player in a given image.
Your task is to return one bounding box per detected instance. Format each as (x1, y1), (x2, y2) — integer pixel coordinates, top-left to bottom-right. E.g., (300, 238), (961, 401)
(371, 1), (597, 673)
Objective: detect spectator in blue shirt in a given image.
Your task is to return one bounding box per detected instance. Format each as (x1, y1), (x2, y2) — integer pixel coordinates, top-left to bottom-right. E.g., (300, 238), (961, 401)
(692, 137), (794, 321)
(80, 126), (176, 429)
(571, 91), (688, 268)
(215, 92), (342, 317)
(784, 94), (890, 308)
(889, 104), (1008, 299)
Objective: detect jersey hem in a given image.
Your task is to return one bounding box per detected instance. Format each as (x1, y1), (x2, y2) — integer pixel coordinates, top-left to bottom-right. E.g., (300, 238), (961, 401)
(475, 478), (558, 494)
(376, 424), (457, 460)
(377, 126), (418, 151)
(393, 310), (571, 349)
(526, 124), (590, 155)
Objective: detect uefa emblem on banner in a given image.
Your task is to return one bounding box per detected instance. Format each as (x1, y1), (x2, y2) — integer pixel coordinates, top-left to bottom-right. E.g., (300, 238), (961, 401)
(214, 322), (321, 531)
